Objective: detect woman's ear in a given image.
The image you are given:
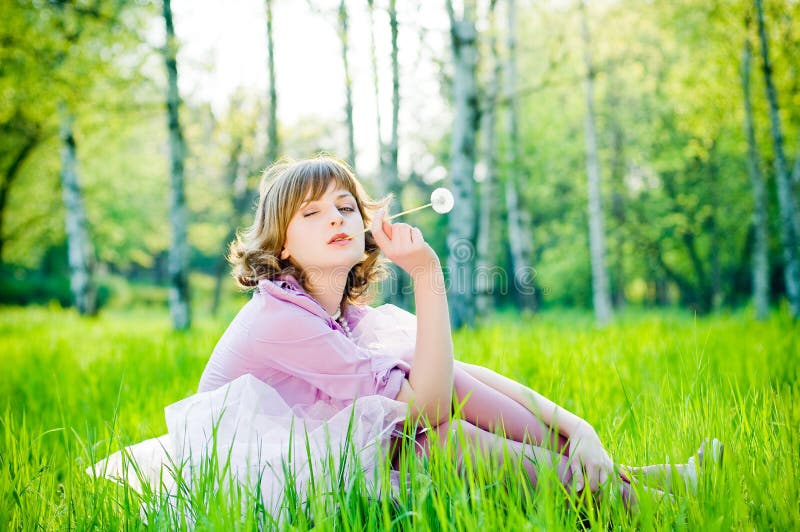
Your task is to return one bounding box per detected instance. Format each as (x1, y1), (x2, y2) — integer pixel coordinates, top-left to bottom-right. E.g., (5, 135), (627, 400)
(280, 248), (289, 260)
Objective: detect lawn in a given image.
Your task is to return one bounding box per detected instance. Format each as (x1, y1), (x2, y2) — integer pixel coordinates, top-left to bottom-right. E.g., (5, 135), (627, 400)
(1, 303), (797, 530)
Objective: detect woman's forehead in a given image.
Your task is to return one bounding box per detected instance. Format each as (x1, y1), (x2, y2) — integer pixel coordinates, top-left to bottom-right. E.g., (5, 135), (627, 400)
(300, 180), (355, 204)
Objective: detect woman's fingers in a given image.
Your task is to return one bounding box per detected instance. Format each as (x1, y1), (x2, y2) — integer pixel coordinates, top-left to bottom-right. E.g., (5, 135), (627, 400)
(371, 211), (419, 254)
(411, 226), (423, 243)
(371, 208), (390, 245)
(589, 466), (601, 492)
(572, 460), (615, 493)
(382, 216), (394, 239)
(571, 462), (585, 492)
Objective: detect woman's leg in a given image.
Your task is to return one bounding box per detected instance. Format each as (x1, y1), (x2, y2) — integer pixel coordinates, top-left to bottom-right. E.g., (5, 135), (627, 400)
(452, 364), (569, 452)
(450, 362), (693, 499)
(414, 418), (573, 488)
(412, 418), (637, 508)
(451, 364), (679, 499)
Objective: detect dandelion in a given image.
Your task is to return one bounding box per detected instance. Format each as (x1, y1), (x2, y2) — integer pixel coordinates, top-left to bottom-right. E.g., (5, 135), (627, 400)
(356, 187), (455, 235)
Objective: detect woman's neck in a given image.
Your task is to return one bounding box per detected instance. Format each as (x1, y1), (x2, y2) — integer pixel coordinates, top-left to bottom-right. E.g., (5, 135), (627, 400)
(306, 269), (348, 316)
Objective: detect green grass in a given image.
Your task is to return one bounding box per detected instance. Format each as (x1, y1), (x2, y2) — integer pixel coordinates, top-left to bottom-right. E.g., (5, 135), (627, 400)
(0, 303), (798, 530)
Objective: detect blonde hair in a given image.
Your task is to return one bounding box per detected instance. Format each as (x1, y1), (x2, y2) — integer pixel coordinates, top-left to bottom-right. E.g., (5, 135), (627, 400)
(229, 155), (390, 306)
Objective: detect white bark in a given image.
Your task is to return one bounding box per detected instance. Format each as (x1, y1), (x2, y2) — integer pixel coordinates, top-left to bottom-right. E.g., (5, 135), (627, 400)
(265, 0), (279, 164)
(742, 30), (770, 320)
(163, 0), (191, 330)
(338, 0), (356, 171)
(580, 0), (612, 325)
(387, 0), (400, 196)
(756, 0), (800, 319)
(504, 0), (537, 313)
(367, 0), (385, 186)
(59, 106), (96, 315)
(446, 0), (479, 329)
(476, 1), (500, 319)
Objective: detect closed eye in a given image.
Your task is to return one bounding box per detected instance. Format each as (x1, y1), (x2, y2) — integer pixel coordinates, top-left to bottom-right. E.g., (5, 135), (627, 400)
(303, 211), (318, 217)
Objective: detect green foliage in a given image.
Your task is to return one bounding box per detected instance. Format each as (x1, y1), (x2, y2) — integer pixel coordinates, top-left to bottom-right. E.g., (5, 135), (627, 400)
(0, 306), (798, 529)
(1, 0), (799, 315)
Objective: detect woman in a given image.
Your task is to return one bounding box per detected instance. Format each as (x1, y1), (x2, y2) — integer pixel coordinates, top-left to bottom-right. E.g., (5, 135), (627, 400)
(91, 155), (718, 517)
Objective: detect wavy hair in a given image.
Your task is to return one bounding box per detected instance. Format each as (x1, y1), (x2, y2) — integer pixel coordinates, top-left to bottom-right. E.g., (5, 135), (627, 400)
(228, 155), (391, 306)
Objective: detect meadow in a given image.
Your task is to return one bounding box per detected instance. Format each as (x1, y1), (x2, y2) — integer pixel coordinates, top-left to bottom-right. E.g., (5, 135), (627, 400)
(0, 301), (798, 530)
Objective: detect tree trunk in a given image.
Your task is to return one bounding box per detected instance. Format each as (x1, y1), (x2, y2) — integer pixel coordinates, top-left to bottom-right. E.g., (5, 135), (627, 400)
(607, 96), (626, 309)
(387, 0), (400, 197)
(59, 105), (97, 315)
(212, 134), (246, 316)
(0, 126), (39, 265)
(367, 0), (384, 183)
(504, 0), (537, 313)
(163, 0), (191, 330)
(476, 0), (500, 319)
(708, 158), (722, 310)
(791, 136), (800, 190)
(580, 0), (612, 325)
(265, 0), (280, 165)
(445, 0), (479, 329)
(385, 0), (411, 307)
(338, 0), (356, 171)
(756, 0), (800, 318)
(742, 24), (770, 320)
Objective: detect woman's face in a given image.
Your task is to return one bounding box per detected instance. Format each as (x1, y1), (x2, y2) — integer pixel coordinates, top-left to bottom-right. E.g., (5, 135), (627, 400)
(280, 180), (366, 275)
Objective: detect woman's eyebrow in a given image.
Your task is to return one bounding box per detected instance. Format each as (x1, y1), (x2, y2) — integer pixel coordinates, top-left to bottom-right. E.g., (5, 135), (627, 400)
(300, 192), (355, 208)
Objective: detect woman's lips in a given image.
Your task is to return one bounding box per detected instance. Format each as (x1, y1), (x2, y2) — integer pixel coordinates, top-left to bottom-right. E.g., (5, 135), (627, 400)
(328, 234), (352, 245)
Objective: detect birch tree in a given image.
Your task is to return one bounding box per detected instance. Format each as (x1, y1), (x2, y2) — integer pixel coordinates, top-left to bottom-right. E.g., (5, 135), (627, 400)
(211, 97), (258, 315)
(755, 0), (799, 319)
(580, 0), (612, 325)
(366, 0), (400, 198)
(338, 0), (356, 170)
(367, 0), (385, 181)
(504, 0), (537, 313)
(59, 106), (96, 315)
(605, 87), (626, 309)
(47, 1), (132, 314)
(742, 13), (770, 320)
(162, 0), (191, 330)
(265, 0), (280, 164)
(475, 0), (500, 318)
(366, 0), (407, 306)
(386, 0), (400, 199)
(446, 0), (479, 328)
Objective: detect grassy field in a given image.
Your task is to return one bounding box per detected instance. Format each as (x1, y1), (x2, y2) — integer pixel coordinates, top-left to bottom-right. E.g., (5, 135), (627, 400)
(0, 303), (798, 530)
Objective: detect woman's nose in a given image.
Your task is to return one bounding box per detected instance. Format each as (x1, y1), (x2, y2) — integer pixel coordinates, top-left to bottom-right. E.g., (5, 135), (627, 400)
(329, 208), (344, 226)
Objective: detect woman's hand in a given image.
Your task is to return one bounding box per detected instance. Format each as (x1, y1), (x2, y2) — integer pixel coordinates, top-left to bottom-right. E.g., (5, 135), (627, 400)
(371, 208), (440, 277)
(568, 422), (615, 493)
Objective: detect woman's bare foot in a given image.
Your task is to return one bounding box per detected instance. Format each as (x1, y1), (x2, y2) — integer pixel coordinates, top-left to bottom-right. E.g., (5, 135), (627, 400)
(618, 438), (723, 494)
(685, 438), (723, 491)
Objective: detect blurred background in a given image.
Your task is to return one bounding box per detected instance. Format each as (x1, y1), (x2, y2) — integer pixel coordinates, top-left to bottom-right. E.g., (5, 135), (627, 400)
(1, 0), (798, 329)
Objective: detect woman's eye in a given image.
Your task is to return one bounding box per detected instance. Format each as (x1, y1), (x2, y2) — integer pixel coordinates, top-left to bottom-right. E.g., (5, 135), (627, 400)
(303, 211), (318, 217)
(338, 206), (355, 213)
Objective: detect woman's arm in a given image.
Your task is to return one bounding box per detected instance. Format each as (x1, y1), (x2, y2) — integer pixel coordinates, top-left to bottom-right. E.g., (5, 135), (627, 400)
(371, 210), (453, 425)
(394, 264), (453, 424)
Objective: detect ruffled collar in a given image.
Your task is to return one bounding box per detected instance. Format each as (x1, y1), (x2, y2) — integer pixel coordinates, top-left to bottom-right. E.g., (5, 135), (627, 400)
(257, 275), (353, 329)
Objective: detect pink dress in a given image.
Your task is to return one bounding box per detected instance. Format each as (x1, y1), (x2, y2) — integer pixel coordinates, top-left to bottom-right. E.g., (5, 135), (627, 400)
(87, 276), (420, 519)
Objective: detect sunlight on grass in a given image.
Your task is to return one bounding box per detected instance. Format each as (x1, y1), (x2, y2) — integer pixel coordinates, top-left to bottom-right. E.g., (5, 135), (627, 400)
(0, 305), (797, 529)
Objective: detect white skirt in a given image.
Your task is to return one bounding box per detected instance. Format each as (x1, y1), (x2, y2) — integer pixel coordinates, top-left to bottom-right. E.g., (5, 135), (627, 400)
(87, 304), (416, 519)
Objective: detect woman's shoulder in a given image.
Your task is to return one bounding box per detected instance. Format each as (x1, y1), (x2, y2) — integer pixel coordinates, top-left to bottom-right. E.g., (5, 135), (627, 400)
(228, 279), (332, 342)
